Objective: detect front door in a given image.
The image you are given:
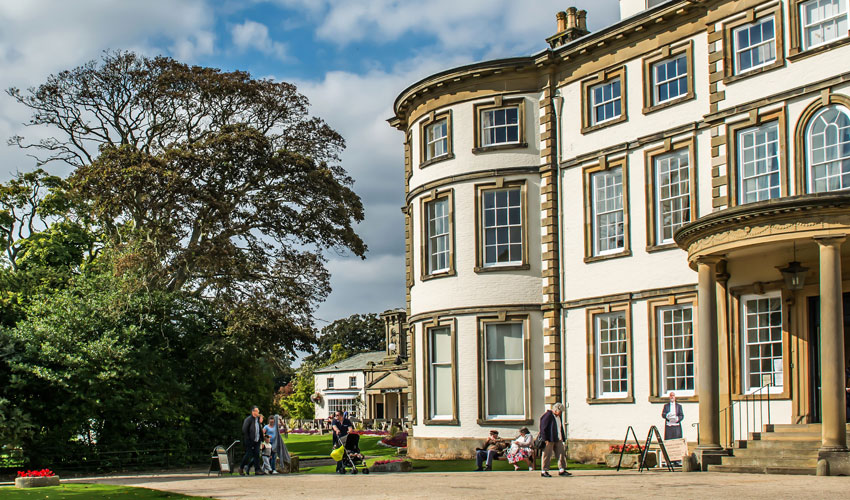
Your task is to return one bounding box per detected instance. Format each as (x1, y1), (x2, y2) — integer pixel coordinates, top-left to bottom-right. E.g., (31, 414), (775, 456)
(808, 293), (850, 423)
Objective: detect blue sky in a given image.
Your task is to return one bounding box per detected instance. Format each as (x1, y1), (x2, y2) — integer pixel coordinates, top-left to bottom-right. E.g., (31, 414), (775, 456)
(0, 0), (620, 325)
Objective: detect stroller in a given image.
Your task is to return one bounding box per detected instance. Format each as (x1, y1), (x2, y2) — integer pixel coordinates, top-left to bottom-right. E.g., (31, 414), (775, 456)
(334, 433), (370, 474)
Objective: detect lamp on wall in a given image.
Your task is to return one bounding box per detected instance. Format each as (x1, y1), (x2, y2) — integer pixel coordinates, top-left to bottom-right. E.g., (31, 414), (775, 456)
(779, 242), (809, 291)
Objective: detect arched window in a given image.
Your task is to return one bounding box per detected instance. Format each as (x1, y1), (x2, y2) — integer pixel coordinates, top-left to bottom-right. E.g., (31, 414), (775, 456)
(806, 105), (850, 193)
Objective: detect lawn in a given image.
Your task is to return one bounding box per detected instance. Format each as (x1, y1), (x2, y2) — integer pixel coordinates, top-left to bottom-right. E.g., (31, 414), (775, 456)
(0, 484), (200, 499)
(283, 433), (607, 474)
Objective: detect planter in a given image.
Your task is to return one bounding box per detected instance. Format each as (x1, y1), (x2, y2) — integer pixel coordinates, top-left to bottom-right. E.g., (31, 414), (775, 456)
(605, 453), (656, 469)
(368, 461), (413, 473)
(15, 476), (60, 488)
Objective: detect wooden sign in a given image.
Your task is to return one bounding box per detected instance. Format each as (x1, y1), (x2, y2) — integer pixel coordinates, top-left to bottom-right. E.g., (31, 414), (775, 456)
(662, 438), (688, 462)
(216, 445), (230, 473)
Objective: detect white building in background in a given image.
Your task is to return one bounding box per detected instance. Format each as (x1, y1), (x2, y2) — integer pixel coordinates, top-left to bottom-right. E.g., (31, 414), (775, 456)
(389, 0), (850, 472)
(313, 351), (385, 420)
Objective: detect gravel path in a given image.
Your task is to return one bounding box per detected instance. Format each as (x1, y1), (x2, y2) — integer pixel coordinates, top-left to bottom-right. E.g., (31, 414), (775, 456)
(67, 469), (850, 499)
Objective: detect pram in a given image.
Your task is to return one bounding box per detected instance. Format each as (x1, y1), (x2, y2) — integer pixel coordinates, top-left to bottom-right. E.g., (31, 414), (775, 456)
(334, 433), (370, 474)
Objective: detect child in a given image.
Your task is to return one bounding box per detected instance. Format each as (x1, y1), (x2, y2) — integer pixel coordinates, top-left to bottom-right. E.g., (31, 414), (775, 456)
(261, 435), (273, 473)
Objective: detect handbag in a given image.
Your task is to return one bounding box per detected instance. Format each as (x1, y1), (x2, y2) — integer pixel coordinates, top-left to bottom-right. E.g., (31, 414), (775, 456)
(533, 433), (545, 450)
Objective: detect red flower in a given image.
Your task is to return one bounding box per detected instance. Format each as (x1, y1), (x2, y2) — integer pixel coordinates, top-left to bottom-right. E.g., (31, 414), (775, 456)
(17, 469), (56, 477)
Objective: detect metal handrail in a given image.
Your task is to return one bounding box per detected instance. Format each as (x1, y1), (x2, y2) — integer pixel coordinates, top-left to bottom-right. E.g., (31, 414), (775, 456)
(718, 381), (773, 449)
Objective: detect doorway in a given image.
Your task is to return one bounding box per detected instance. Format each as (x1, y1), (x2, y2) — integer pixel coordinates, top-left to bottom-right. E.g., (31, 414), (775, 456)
(807, 293), (850, 423)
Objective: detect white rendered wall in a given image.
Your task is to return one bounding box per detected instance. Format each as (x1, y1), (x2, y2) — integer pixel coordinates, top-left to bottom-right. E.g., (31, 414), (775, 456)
(313, 371), (365, 420)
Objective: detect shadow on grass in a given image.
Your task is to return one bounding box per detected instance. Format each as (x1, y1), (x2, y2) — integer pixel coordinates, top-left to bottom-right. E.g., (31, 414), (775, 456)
(0, 483), (198, 499)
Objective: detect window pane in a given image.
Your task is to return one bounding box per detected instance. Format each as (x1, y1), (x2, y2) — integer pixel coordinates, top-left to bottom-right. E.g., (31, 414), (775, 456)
(483, 187), (523, 266)
(592, 168), (625, 254)
(590, 79), (623, 125)
(485, 323), (525, 417)
(807, 105), (850, 193)
(658, 305), (695, 394)
(481, 105), (521, 146)
(738, 122), (781, 203)
(654, 149), (691, 243)
(734, 16), (777, 73)
(742, 296), (783, 392)
(596, 312), (628, 397)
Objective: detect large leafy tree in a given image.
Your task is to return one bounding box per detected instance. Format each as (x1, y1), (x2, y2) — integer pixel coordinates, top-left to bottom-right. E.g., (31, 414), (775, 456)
(307, 313), (385, 365)
(7, 51), (367, 357)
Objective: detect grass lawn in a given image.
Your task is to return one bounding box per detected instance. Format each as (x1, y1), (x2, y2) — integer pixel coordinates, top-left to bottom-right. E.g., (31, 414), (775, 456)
(0, 484), (199, 499)
(283, 433), (608, 474)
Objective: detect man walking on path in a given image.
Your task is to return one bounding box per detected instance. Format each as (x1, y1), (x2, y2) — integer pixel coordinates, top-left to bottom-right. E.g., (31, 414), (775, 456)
(240, 406), (264, 475)
(539, 402), (571, 478)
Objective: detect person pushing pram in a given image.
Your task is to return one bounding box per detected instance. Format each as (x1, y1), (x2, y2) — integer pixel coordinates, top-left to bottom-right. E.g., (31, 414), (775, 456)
(331, 411), (353, 474)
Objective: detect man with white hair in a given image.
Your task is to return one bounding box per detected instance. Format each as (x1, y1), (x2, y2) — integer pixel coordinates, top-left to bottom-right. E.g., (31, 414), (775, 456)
(539, 402), (570, 477)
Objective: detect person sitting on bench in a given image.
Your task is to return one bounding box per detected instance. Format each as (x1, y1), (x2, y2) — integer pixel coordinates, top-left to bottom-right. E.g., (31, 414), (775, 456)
(474, 430), (507, 471)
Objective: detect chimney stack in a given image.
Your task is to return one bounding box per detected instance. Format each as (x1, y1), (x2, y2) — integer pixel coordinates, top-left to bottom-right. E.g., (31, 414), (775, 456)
(547, 6), (590, 49)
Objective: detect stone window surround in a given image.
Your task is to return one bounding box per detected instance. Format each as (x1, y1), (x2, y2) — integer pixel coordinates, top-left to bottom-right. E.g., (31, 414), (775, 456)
(725, 106), (789, 208)
(472, 96), (528, 153)
(793, 91), (850, 194)
(419, 110), (455, 168)
(581, 66), (628, 134)
(721, 2), (786, 84)
(586, 302), (635, 405)
(476, 313), (533, 425)
(419, 188), (456, 282)
(788, 0), (850, 60)
(473, 178), (530, 273)
(582, 156), (632, 263)
(647, 293), (699, 403)
(728, 281), (792, 401)
(421, 317), (459, 425)
(644, 136), (698, 252)
(641, 40), (696, 114)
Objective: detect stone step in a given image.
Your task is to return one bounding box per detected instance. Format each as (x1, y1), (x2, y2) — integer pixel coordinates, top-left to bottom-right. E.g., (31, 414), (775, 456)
(707, 464), (817, 475)
(750, 431), (822, 440)
(731, 447), (819, 458)
(721, 457), (818, 468)
(707, 464), (764, 474)
(741, 439), (822, 450)
(764, 423), (850, 432)
(764, 466), (817, 476)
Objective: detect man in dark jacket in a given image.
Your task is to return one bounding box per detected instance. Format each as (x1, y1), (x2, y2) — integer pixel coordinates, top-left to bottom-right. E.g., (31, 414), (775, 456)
(539, 402), (570, 477)
(240, 405), (264, 475)
(661, 392), (685, 440)
(473, 430), (508, 471)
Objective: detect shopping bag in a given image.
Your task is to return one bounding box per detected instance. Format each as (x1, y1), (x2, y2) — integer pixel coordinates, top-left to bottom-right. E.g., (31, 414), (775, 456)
(330, 445), (345, 461)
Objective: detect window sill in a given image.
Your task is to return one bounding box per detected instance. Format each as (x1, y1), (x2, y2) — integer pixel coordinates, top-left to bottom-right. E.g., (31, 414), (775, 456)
(472, 142), (528, 154)
(645, 242), (679, 254)
(581, 114), (627, 135)
(583, 249), (632, 264)
(586, 396), (635, 405)
(477, 418), (533, 426)
(423, 418), (459, 426)
(722, 59), (785, 85)
(420, 153), (455, 169)
(642, 92), (695, 115)
(474, 263), (530, 273)
(789, 36), (850, 62)
(732, 390), (789, 401)
(421, 270), (456, 282)
(648, 395), (698, 404)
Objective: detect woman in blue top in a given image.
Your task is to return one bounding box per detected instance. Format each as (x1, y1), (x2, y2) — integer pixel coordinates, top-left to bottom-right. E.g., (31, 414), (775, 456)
(263, 416), (279, 473)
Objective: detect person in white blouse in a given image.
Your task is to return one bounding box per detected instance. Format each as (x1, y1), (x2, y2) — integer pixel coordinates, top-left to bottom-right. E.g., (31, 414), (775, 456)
(505, 427), (535, 471)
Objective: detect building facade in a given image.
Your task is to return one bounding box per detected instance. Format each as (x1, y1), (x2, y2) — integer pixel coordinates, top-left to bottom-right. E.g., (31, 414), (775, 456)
(389, 0), (850, 471)
(313, 351), (385, 420)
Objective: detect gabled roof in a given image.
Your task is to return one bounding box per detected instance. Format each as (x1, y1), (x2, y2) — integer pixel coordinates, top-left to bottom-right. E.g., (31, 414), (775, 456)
(313, 351), (386, 374)
(366, 371), (409, 391)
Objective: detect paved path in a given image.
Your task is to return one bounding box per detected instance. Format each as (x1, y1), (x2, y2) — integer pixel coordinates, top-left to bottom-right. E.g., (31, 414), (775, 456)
(70, 469), (850, 499)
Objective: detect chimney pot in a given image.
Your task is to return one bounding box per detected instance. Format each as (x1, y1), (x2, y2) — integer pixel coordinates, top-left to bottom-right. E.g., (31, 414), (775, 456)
(577, 10), (588, 31)
(556, 11), (567, 33)
(566, 7), (578, 30)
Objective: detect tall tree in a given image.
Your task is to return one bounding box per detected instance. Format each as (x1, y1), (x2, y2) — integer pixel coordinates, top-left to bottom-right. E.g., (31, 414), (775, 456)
(8, 51), (368, 357)
(307, 313), (385, 365)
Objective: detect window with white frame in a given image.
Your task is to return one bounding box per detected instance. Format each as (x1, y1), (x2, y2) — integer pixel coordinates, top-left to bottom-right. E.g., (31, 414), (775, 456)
(733, 16), (777, 74)
(652, 54), (688, 104)
(484, 322), (525, 419)
(596, 311), (628, 398)
(738, 122), (781, 203)
(327, 398), (357, 418)
(658, 305), (695, 395)
(482, 188), (522, 266)
(480, 106), (520, 146)
(424, 118), (448, 161)
(590, 79), (622, 125)
(742, 294), (784, 393)
(592, 168), (625, 255)
(428, 327), (453, 419)
(654, 150), (691, 244)
(349, 376), (357, 388)
(800, 0), (849, 50)
(326, 377), (334, 389)
(807, 105), (850, 193)
(426, 198), (450, 273)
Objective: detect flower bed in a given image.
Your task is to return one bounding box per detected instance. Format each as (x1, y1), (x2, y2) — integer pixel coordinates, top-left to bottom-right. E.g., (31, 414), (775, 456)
(379, 432), (407, 448)
(15, 469), (59, 488)
(369, 459), (412, 473)
(608, 444), (641, 454)
(349, 430), (389, 436)
(289, 429), (320, 435)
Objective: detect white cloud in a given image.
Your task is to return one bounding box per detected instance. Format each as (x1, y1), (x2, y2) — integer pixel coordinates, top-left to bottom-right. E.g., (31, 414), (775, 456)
(231, 20), (289, 61)
(273, 0), (620, 56)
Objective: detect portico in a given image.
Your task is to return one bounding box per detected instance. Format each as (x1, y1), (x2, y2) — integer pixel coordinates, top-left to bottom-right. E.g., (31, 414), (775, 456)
(676, 193), (850, 473)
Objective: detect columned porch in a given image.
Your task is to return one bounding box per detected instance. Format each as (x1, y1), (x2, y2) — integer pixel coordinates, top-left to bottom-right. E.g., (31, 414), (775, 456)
(675, 193), (850, 474)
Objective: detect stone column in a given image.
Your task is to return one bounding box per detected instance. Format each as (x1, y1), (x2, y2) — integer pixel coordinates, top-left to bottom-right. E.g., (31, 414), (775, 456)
(697, 257), (722, 451)
(815, 235), (847, 452)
